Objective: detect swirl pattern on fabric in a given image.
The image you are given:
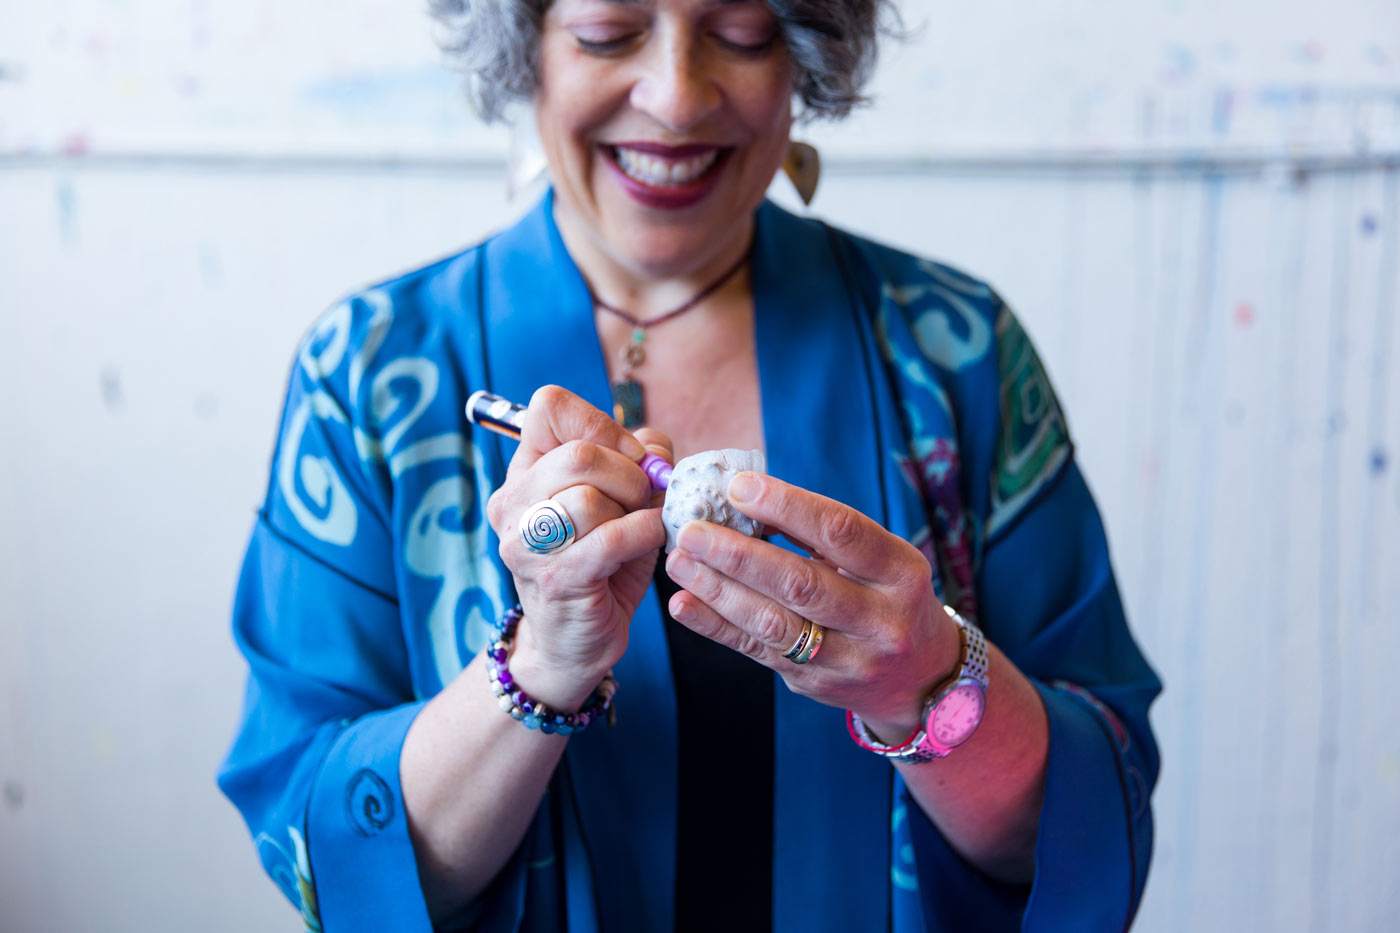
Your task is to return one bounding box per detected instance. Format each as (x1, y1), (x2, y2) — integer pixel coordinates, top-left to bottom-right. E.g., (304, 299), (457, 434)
(988, 305), (1071, 540)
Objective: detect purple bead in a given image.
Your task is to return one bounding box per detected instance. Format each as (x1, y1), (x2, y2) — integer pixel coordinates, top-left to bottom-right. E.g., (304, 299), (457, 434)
(520, 700), (534, 715)
(498, 670), (514, 688)
(491, 648), (507, 662)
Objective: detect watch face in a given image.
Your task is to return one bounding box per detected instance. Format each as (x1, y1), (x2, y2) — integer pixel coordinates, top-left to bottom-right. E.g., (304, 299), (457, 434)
(927, 682), (985, 747)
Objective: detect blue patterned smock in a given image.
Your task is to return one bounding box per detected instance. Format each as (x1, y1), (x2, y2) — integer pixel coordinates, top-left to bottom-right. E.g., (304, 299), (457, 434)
(219, 192), (1161, 932)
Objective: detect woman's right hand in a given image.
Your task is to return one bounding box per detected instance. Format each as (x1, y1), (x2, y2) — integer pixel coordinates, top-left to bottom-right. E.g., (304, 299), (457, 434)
(486, 385), (671, 707)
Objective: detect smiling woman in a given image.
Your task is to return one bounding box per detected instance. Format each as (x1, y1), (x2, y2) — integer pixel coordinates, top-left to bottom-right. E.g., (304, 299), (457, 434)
(537, 0), (794, 281)
(217, 1), (1161, 931)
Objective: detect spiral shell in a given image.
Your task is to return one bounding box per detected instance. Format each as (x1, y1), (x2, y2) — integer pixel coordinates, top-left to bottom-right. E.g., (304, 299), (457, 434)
(519, 499), (576, 554)
(662, 449), (766, 552)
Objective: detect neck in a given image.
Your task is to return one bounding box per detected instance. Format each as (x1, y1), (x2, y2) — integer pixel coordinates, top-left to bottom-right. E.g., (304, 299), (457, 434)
(552, 198), (756, 318)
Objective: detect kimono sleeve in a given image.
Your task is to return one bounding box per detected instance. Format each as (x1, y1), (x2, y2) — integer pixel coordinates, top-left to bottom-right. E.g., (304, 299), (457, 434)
(217, 303), (434, 932)
(984, 461), (1160, 931)
(905, 307), (1161, 931)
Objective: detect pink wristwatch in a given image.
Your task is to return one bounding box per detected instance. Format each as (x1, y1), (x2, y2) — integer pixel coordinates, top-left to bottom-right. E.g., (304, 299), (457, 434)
(847, 605), (991, 763)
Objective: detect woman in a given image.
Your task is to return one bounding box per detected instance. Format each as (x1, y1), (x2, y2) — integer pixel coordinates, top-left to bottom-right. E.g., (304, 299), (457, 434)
(219, 0), (1161, 930)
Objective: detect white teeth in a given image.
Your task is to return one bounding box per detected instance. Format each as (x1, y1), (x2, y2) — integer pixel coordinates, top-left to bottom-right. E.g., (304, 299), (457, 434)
(613, 147), (718, 187)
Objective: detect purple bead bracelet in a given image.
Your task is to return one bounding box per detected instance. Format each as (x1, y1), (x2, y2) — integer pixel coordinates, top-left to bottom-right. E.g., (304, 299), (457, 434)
(485, 605), (618, 735)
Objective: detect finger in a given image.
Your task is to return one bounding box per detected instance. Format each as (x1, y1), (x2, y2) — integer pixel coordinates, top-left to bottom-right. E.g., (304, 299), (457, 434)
(666, 548), (812, 655)
(725, 473), (921, 586)
(767, 530), (837, 569)
(666, 581), (843, 684)
(511, 385), (646, 471)
(631, 427), (674, 465)
(505, 439), (655, 517)
(500, 483), (625, 566)
(550, 506), (667, 585)
(632, 428), (674, 508)
(670, 522), (868, 634)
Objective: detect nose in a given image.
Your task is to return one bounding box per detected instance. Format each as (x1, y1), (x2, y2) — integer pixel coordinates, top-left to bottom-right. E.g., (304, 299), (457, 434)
(628, 33), (720, 133)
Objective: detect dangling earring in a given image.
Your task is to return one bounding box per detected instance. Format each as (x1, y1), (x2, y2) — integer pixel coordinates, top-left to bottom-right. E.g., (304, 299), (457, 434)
(506, 114), (548, 201)
(783, 140), (820, 206)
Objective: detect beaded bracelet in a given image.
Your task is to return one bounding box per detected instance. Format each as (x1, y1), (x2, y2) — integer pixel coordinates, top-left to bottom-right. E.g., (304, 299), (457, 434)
(485, 605), (618, 735)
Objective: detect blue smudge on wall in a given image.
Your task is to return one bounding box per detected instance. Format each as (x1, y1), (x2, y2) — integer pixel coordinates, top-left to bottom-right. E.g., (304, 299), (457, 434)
(56, 177), (77, 246)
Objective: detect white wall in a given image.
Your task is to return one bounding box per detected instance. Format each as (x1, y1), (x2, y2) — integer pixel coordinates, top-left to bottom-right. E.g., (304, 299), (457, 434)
(2, 1), (1398, 931)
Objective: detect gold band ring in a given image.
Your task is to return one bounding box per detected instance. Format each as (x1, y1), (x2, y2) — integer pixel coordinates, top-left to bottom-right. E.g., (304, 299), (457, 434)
(783, 617), (825, 665)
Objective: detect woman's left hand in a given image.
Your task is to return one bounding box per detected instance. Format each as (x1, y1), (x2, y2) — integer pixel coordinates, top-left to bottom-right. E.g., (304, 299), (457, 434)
(664, 469), (961, 733)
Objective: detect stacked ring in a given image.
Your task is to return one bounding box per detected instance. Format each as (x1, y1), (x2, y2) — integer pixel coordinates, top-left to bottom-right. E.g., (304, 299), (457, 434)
(519, 499), (576, 554)
(782, 617), (825, 665)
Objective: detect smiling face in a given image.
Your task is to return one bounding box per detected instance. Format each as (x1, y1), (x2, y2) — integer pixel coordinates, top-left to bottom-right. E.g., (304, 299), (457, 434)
(535, 0), (795, 285)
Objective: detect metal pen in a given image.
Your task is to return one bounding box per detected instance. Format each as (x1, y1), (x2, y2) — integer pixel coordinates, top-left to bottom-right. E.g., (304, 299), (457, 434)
(466, 390), (674, 490)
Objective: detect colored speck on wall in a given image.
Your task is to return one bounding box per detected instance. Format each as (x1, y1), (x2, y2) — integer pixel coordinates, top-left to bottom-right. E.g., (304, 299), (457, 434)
(99, 366), (124, 413)
(1141, 451), (1161, 486)
(60, 132), (92, 157)
(1294, 40), (1325, 64)
(199, 244), (223, 287)
(1372, 447), (1390, 476)
(194, 392), (220, 421)
(1232, 301), (1255, 328)
(1360, 213), (1378, 236)
(55, 177), (77, 246)
(1159, 44), (1197, 85)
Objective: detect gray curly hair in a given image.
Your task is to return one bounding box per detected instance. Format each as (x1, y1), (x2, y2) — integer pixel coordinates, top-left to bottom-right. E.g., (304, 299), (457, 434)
(428, 0), (898, 123)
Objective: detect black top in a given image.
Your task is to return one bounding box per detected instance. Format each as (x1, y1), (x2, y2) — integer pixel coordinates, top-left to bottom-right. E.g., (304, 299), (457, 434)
(655, 556), (774, 932)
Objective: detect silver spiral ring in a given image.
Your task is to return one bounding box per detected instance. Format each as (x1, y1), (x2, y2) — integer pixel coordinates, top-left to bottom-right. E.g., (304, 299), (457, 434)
(519, 499), (577, 555)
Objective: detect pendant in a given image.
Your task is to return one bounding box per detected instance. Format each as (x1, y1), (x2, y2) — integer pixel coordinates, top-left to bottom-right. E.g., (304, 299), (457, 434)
(613, 379), (645, 428)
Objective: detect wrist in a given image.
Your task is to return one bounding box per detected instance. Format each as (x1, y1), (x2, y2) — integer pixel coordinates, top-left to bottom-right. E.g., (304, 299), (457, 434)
(851, 603), (963, 742)
(854, 713), (922, 748)
(486, 607), (618, 736)
(508, 623), (607, 711)
(846, 605), (990, 764)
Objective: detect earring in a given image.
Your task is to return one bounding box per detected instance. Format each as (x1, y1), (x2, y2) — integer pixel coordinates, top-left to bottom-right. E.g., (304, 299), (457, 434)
(783, 141), (820, 206)
(506, 115), (548, 201)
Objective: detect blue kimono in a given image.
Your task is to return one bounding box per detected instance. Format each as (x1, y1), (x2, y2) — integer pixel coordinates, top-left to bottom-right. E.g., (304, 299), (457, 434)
(219, 192), (1161, 932)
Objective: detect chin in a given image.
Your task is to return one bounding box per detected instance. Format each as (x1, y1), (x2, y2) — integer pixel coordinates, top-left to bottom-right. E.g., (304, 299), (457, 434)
(614, 196), (762, 278)
(616, 226), (736, 279)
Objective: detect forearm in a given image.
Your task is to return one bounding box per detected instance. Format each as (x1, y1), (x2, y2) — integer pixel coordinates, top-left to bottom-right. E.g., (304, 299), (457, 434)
(400, 639), (601, 922)
(864, 642), (1049, 884)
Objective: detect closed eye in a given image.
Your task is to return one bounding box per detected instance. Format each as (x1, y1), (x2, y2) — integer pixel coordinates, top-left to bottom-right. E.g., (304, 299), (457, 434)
(712, 32), (777, 56)
(575, 34), (641, 55)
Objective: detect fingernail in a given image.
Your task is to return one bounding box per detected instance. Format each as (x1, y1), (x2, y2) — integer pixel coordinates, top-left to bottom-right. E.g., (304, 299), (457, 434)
(728, 472), (759, 504)
(620, 434), (646, 461)
(676, 521), (710, 556)
(669, 596), (693, 622)
(667, 550), (696, 584)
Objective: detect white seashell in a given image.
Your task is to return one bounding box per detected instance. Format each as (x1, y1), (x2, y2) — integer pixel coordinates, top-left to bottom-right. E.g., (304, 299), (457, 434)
(661, 448), (767, 552)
